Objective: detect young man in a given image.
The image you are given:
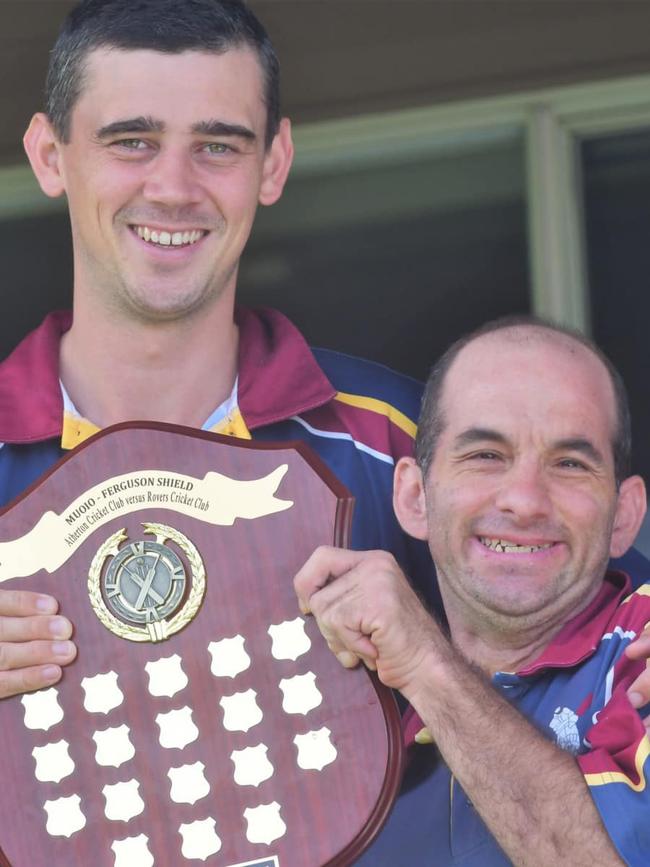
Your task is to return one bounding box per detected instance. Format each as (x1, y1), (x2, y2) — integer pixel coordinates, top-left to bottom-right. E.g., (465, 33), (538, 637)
(0, 0), (431, 699)
(296, 319), (650, 865)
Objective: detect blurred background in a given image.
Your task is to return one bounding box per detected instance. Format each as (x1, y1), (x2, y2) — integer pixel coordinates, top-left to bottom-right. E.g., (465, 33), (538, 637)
(2, 0), (650, 547)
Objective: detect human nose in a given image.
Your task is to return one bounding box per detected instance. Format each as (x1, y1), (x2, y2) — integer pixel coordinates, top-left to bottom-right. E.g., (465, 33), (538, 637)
(141, 147), (203, 207)
(493, 459), (552, 523)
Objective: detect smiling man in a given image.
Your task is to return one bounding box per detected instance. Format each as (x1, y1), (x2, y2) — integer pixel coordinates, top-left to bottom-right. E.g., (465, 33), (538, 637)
(296, 319), (650, 866)
(48, 46), (282, 322)
(0, 0), (430, 700)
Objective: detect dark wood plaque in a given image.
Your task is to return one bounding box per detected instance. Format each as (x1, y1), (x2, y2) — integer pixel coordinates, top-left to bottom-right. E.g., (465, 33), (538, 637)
(0, 423), (402, 867)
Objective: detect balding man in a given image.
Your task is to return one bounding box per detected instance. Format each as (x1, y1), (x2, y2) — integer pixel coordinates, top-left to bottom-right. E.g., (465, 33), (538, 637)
(296, 318), (650, 866)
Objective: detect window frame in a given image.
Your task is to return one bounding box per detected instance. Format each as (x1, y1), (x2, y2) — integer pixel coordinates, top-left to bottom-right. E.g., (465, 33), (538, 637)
(4, 72), (650, 333)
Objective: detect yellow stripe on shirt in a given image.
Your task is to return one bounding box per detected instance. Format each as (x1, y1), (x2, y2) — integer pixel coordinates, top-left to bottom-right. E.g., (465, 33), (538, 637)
(584, 737), (650, 791)
(334, 391), (417, 439)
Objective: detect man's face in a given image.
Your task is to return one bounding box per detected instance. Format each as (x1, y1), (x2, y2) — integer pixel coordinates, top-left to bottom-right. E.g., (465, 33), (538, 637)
(41, 47), (289, 321)
(416, 331), (633, 633)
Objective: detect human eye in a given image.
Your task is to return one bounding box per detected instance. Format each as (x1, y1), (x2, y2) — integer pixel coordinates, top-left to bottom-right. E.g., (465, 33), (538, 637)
(459, 449), (504, 466)
(110, 138), (151, 153)
(203, 141), (235, 156)
(557, 456), (589, 471)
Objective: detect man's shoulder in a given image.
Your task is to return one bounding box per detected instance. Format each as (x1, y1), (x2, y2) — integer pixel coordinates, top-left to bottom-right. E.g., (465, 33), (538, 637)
(0, 439), (65, 510)
(237, 306), (423, 434)
(610, 547), (650, 589)
(0, 311), (68, 446)
(311, 346), (423, 419)
(607, 579), (650, 631)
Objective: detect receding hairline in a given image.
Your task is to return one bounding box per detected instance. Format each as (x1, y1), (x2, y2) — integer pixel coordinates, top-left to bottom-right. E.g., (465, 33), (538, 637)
(452, 322), (609, 359)
(415, 315), (632, 486)
(438, 324), (619, 437)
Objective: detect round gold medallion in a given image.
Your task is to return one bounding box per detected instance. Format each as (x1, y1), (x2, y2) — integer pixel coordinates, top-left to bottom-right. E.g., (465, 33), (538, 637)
(88, 523), (205, 642)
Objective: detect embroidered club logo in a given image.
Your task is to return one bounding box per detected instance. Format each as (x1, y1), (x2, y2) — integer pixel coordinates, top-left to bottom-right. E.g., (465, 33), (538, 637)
(549, 706), (580, 754)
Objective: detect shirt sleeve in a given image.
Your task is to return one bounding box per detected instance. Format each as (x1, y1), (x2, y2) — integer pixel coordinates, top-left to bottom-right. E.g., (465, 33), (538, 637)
(577, 596), (650, 866)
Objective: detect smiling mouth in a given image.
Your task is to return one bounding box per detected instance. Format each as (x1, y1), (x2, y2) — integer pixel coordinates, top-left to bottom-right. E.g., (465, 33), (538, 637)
(479, 537), (555, 554)
(132, 225), (207, 248)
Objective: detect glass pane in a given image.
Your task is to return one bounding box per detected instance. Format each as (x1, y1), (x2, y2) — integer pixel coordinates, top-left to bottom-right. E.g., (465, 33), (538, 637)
(240, 138), (530, 380)
(583, 129), (650, 553)
(0, 211), (72, 357)
(0, 139), (530, 385)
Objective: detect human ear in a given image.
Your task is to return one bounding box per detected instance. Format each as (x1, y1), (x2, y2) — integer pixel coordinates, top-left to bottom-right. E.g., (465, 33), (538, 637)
(610, 475), (647, 558)
(23, 113), (66, 199)
(393, 457), (429, 541)
(259, 117), (294, 206)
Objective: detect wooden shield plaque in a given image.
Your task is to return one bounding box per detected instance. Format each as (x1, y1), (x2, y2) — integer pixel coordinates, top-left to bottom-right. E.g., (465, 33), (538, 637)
(0, 423), (402, 867)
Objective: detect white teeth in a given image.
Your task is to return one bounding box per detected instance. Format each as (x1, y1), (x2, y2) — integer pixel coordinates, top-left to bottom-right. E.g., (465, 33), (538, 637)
(479, 537), (553, 554)
(133, 226), (205, 247)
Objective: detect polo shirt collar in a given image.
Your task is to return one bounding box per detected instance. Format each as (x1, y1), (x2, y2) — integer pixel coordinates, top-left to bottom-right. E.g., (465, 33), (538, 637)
(235, 306), (335, 429)
(516, 569), (631, 675)
(402, 570), (631, 747)
(0, 306), (335, 444)
(0, 309), (69, 443)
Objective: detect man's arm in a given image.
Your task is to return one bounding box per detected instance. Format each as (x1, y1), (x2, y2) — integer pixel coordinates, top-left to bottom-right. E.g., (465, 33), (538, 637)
(0, 589), (76, 698)
(295, 547), (625, 867)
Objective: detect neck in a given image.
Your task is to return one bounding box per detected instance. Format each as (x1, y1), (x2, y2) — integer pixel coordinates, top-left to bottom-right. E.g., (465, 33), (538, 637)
(436, 566), (604, 676)
(446, 614), (553, 676)
(59, 292), (239, 429)
(440, 586), (574, 676)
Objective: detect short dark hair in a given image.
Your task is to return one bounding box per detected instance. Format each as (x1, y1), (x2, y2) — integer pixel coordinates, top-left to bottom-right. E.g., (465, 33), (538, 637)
(415, 315), (632, 487)
(45, 0), (280, 148)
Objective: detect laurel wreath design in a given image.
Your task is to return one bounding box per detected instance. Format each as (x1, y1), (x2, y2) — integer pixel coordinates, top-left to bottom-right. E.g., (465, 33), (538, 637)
(143, 522), (206, 636)
(87, 523), (206, 643)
